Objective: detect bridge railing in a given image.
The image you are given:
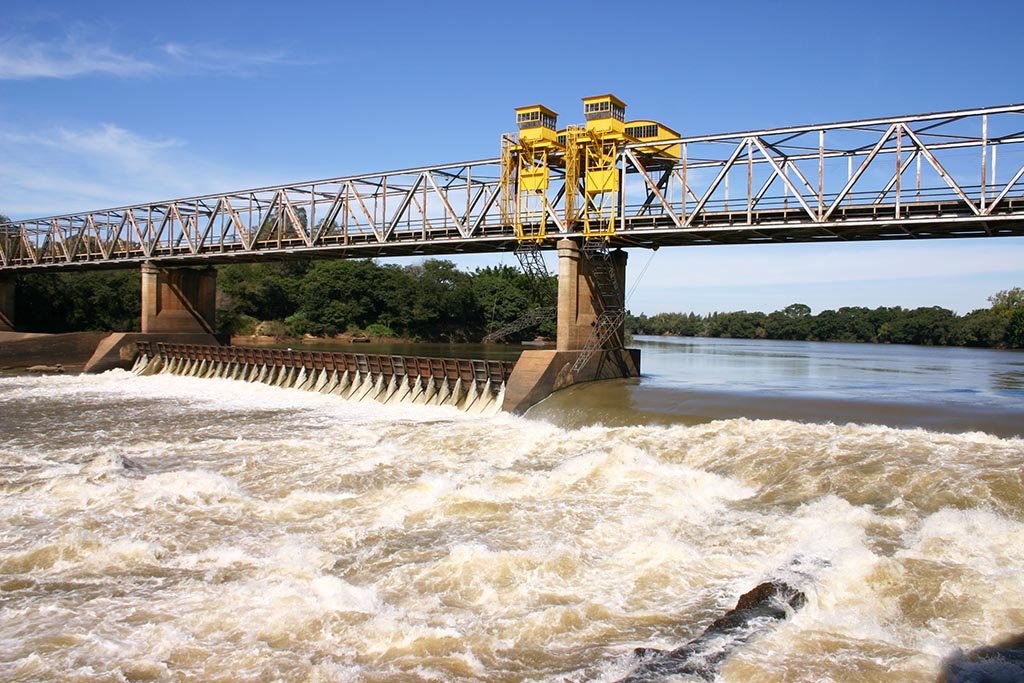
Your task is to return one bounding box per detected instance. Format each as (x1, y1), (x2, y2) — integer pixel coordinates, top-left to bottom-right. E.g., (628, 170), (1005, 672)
(2, 104), (1023, 270)
(618, 103), (1024, 237)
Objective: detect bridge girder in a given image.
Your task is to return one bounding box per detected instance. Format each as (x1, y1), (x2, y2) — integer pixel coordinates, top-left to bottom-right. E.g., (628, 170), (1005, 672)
(2, 103), (1024, 272)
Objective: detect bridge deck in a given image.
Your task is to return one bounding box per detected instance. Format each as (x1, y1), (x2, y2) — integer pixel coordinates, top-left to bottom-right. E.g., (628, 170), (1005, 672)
(2, 103), (1023, 271)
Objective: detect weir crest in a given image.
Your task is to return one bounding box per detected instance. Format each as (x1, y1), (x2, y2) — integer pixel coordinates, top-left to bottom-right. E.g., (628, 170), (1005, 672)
(132, 342), (513, 415)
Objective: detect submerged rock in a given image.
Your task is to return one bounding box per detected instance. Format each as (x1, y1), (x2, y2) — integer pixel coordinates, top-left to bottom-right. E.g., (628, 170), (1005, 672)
(940, 633), (1024, 683)
(617, 580), (806, 682)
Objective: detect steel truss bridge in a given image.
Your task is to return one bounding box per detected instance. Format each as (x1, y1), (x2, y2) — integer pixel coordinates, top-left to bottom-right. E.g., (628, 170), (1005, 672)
(2, 103), (1024, 272)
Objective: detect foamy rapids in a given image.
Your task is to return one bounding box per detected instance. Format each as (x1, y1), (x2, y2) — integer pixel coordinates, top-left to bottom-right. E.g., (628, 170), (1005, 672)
(1, 371), (1022, 682)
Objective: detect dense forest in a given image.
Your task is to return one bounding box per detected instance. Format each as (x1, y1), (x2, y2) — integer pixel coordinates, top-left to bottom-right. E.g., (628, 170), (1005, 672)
(13, 259), (556, 343)
(8, 254), (1024, 349)
(628, 292), (1024, 349)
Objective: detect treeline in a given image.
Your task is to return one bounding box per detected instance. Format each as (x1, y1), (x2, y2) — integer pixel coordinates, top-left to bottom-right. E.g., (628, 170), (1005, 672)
(12, 258), (555, 342)
(627, 293), (1024, 348)
(15, 271), (142, 332)
(216, 259), (554, 342)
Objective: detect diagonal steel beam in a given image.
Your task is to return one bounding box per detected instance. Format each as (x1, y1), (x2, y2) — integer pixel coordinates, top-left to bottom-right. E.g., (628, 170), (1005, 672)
(626, 149), (682, 227)
(986, 163), (1024, 215)
(901, 125), (981, 216)
(685, 139), (748, 227)
(751, 137), (819, 221)
(822, 124), (897, 221)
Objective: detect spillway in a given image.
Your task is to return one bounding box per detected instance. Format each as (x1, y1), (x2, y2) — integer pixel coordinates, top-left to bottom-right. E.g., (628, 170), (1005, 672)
(131, 342), (513, 415)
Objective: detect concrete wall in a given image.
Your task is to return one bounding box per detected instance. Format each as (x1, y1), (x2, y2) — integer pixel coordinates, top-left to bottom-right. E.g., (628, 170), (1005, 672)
(83, 332), (223, 373)
(141, 263), (217, 334)
(0, 331), (109, 370)
(502, 347), (640, 414)
(555, 239), (627, 351)
(497, 238), (641, 413)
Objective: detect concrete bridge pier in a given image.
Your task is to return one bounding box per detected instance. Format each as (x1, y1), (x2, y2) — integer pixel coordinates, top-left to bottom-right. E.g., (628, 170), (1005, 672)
(0, 274), (14, 332)
(555, 238), (627, 351)
(502, 238), (640, 414)
(79, 263), (222, 373)
(141, 262), (217, 334)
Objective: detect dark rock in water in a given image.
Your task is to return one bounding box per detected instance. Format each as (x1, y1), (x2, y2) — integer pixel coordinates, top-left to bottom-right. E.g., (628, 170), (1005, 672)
(617, 580), (806, 682)
(26, 364), (64, 374)
(939, 633), (1024, 683)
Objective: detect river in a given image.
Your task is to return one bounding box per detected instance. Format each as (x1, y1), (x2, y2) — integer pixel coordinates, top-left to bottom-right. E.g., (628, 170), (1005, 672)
(1, 337), (1022, 681)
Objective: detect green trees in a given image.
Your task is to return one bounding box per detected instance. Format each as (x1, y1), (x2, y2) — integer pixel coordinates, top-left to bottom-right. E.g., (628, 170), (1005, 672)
(2, 216), (1020, 350)
(215, 257), (545, 342)
(988, 288), (1024, 348)
(764, 303), (812, 340)
(15, 270), (141, 332)
(625, 295), (1024, 349)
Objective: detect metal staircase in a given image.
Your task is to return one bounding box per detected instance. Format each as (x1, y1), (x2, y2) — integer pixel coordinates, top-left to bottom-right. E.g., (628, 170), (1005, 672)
(571, 239), (625, 373)
(482, 243), (556, 344)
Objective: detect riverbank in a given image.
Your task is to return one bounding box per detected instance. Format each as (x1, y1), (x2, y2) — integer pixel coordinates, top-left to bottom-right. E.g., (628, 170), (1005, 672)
(0, 331), (108, 373)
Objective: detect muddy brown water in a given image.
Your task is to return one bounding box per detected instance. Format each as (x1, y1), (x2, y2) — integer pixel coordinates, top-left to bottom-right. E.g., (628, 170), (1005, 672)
(1, 336), (1021, 681)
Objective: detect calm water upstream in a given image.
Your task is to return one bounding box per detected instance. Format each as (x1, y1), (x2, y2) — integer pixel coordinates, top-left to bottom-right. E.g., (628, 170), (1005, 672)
(532, 337), (1024, 438)
(1, 338), (1022, 681)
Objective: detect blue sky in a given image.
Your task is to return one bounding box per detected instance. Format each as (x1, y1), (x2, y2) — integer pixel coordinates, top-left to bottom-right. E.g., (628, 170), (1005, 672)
(1, 0), (1022, 315)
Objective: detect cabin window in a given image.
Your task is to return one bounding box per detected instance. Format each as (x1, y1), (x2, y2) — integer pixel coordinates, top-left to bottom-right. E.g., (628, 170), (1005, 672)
(626, 124), (658, 139)
(585, 100), (623, 121)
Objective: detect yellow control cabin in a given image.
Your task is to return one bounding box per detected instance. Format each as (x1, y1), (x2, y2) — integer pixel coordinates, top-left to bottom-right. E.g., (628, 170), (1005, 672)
(515, 104), (561, 147)
(582, 94), (629, 138)
(503, 94), (681, 241)
(512, 104), (562, 193)
(625, 120), (681, 159)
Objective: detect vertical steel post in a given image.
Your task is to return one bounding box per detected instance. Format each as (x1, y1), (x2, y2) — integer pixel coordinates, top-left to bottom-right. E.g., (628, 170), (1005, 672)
(746, 139), (753, 224)
(681, 143), (688, 225)
(818, 130), (825, 219)
(895, 124), (903, 218)
(981, 114), (988, 212)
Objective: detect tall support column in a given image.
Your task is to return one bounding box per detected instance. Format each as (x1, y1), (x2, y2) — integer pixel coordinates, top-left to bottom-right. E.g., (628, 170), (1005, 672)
(556, 239), (584, 351)
(140, 262), (217, 334)
(555, 238), (628, 351)
(0, 275), (14, 332)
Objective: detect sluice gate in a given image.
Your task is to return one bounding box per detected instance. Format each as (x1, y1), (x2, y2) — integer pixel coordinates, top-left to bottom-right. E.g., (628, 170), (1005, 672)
(132, 342), (515, 414)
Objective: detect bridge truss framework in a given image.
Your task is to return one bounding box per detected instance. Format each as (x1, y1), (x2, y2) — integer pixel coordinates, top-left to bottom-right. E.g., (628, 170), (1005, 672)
(2, 103), (1024, 272)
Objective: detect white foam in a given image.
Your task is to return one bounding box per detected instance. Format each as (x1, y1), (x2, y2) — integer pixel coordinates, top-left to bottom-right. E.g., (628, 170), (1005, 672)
(4, 372), (1024, 681)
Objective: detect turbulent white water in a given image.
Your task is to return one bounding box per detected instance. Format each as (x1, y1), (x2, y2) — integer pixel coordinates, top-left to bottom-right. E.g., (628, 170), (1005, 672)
(1, 371), (1023, 682)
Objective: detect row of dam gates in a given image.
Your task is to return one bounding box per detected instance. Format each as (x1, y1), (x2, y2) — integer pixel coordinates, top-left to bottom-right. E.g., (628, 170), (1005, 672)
(3, 100), (1024, 411)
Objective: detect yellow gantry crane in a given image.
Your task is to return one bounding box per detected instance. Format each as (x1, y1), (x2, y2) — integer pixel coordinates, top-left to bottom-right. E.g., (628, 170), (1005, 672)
(500, 94), (680, 243)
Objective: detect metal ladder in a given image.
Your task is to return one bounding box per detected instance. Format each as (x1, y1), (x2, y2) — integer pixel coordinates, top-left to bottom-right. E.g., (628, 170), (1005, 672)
(482, 243), (557, 344)
(571, 239), (625, 374)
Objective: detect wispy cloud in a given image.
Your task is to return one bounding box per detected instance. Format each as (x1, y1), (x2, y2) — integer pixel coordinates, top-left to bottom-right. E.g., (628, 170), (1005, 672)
(0, 34), (156, 79)
(0, 32), (305, 81)
(161, 42), (303, 76)
(0, 123), (270, 217)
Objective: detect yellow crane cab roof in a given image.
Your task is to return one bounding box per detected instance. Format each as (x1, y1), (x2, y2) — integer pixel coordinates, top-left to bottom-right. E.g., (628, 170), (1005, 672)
(625, 119), (681, 139)
(515, 104), (558, 117)
(582, 93), (627, 109)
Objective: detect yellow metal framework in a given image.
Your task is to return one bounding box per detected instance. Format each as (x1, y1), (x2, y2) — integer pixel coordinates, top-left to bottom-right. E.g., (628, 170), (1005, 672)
(581, 129), (620, 240)
(500, 94), (678, 243)
(512, 138), (552, 243)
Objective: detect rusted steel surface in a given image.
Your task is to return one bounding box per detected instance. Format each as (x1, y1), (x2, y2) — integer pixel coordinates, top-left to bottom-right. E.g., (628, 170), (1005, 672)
(137, 342), (515, 385)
